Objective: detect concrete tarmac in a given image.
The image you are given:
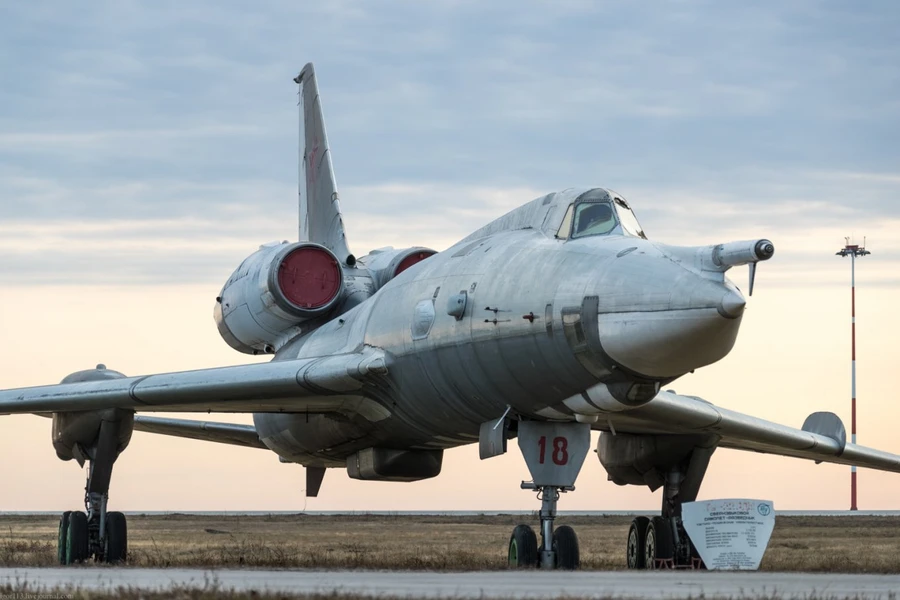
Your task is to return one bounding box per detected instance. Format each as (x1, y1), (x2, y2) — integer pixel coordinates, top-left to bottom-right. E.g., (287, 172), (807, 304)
(2, 568), (900, 599)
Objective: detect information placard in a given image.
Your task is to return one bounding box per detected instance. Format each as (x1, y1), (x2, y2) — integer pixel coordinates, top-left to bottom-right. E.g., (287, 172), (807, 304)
(681, 499), (775, 570)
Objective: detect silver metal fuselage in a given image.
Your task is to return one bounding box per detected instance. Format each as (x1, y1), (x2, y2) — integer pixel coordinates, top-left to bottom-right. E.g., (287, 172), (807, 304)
(254, 190), (745, 466)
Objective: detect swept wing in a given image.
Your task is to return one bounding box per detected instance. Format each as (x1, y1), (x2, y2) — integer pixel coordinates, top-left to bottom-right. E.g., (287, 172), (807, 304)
(604, 390), (900, 473)
(0, 350), (390, 419)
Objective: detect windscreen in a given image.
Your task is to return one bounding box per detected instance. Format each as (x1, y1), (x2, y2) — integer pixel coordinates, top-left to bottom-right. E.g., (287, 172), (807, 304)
(571, 201), (618, 238)
(613, 198), (646, 239)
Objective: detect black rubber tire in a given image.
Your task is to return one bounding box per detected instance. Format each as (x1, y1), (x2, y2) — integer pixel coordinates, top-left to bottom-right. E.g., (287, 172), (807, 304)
(626, 516), (649, 569)
(65, 511), (89, 565)
(645, 516), (674, 569)
(552, 525), (580, 570)
(508, 524), (538, 568)
(57, 511), (71, 565)
(105, 511), (128, 564)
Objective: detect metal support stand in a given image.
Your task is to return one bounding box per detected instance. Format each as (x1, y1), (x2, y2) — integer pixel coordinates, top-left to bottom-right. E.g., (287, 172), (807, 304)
(522, 482), (574, 569)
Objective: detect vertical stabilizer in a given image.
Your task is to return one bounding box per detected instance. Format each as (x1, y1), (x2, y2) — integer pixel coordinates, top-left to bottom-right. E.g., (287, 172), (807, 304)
(294, 63), (353, 265)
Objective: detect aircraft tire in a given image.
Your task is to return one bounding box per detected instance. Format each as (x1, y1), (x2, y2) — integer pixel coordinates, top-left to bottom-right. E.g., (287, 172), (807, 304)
(507, 524), (538, 568)
(552, 525), (580, 570)
(626, 516), (649, 569)
(645, 516), (674, 569)
(104, 511), (128, 564)
(57, 511), (71, 565)
(65, 511), (89, 565)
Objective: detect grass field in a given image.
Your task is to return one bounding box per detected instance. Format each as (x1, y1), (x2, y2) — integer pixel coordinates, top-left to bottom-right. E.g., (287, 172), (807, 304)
(1, 513), (899, 572)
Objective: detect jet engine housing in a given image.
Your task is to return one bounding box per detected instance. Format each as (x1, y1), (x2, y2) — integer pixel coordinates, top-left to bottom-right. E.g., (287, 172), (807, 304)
(215, 241), (347, 355)
(359, 246), (436, 290)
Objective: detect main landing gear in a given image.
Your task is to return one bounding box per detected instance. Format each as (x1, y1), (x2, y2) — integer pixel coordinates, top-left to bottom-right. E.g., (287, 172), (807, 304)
(505, 420), (591, 570)
(57, 418), (128, 564)
(626, 467), (703, 570)
(508, 483), (579, 570)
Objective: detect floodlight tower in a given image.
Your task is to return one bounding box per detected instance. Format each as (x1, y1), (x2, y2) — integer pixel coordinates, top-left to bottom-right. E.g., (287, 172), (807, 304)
(836, 237), (871, 511)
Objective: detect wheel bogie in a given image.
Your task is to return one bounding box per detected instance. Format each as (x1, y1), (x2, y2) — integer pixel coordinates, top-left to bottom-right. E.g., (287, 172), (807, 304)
(104, 511), (128, 564)
(57, 511), (71, 565)
(65, 511), (89, 565)
(508, 524), (539, 568)
(645, 516), (675, 569)
(552, 525), (580, 570)
(626, 516), (649, 569)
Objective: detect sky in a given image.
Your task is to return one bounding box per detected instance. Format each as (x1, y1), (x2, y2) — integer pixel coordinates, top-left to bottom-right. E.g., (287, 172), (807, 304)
(1, 1), (899, 512)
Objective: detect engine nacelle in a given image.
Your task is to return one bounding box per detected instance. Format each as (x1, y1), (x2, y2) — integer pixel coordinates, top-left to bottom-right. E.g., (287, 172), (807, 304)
(360, 246), (436, 289)
(215, 241), (346, 354)
(52, 365), (134, 463)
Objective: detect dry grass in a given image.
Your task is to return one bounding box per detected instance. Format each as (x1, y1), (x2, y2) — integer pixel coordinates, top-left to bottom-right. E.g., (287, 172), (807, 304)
(0, 514), (899, 572)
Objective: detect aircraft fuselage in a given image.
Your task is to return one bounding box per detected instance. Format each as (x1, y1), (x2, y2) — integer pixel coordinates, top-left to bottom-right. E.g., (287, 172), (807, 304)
(254, 189), (746, 466)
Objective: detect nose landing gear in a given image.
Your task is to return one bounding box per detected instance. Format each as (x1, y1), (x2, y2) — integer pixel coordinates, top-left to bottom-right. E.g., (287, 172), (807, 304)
(506, 421), (590, 570)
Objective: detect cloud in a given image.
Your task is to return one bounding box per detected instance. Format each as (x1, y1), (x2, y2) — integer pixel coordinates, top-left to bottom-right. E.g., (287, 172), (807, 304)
(0, 1), (898, 285)
(2, 173), (898, 287)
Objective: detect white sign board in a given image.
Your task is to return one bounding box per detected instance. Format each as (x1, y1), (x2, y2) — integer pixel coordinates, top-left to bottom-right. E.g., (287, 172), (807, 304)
(682, 499), (775, 570)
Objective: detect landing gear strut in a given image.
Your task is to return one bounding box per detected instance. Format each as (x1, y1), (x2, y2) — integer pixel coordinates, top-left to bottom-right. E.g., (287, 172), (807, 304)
(57, 418), (128, 564)
(508, 483), (580, 570)
(628, 466), (704, 570)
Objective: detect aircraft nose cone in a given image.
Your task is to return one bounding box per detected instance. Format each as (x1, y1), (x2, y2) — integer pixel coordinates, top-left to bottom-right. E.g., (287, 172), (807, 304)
(718, 289), (746, 319)
(592, 254), (745, 379)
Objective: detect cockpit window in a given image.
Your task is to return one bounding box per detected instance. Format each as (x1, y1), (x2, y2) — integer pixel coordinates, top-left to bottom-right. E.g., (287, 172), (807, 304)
(613, 197), (647, 239)
(556, 204), (575, 239)
(571, 201), (617, 238)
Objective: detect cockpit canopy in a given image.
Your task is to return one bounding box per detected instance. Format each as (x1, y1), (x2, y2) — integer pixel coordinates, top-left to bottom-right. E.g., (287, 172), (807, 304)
(456, 187), (647, 247)
(556, 189), (646, 240)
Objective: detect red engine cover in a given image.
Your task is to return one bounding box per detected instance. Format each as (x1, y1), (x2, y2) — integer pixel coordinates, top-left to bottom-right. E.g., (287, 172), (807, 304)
(277, 245), (342, 309)
(394, 250), (436, 277)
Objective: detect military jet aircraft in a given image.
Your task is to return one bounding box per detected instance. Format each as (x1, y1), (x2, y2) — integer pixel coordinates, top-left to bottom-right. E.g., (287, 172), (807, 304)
(2, 63), (898, 571)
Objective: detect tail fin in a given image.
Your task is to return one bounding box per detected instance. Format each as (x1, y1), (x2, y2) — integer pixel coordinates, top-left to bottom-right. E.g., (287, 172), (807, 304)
(294, 63), (353, 265)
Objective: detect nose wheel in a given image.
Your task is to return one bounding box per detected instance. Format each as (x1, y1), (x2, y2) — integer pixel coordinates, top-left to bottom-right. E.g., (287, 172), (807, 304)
(508, 484), (579, 570)
(508, 524), (538, 567)
(496, 419), (591, 570)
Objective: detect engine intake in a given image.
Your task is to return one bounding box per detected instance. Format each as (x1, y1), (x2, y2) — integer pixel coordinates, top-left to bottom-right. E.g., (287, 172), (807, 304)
(215, 242), (346, 354)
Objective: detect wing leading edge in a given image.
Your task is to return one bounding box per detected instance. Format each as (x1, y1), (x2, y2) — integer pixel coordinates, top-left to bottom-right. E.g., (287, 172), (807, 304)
(0, 349), (390, 419)
(603, 391), (900, 473)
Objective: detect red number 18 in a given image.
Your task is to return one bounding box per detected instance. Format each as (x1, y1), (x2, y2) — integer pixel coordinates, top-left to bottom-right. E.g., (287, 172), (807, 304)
(537, 436), (569, 465)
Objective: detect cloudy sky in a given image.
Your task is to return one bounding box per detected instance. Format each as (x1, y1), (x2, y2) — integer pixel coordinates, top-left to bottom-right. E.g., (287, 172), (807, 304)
(1, 1), (899, 511)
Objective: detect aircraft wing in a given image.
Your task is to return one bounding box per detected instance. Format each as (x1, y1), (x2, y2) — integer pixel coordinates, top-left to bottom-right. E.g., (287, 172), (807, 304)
(0, 350), (391, 420)
(133, 416), (266, 449)
(604, 391), (900, 473)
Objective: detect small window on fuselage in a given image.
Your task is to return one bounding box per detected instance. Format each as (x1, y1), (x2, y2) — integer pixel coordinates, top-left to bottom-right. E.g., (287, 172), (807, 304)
(571, 201), (617, 238)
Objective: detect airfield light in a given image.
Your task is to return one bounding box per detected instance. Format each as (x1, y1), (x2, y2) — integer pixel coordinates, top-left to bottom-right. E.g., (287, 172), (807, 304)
(835, 237), (871, 511)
